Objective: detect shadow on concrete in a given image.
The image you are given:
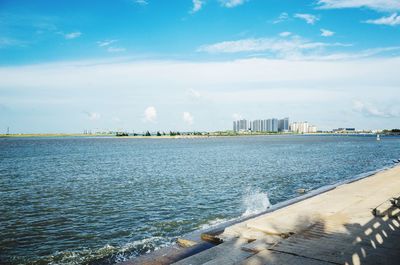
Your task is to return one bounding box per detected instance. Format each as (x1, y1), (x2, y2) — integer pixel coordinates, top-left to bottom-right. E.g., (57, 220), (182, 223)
(242, 204), (400, 265)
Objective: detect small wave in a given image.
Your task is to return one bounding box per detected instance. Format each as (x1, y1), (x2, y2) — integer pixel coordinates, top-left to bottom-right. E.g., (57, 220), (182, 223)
(24, 236), (171, 265)
(46, 244), (117, 265)
(115, 236), (173, 262)
(241, 187), (271, 217)
(198, 218), (229, 230)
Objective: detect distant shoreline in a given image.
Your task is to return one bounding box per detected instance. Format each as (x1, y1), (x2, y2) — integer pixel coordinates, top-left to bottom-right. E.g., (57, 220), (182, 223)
(0, 132), (384, 139)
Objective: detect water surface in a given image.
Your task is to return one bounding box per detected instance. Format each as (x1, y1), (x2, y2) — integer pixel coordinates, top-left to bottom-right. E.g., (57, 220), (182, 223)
(1, 135), (399, 264)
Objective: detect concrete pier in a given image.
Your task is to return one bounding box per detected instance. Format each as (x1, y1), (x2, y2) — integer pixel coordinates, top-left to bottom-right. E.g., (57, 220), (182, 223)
(175, 165), (400, 265)
(123, 165), (400, 265)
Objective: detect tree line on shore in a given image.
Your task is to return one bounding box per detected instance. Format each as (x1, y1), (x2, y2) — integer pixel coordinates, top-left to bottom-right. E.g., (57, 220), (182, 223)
(116, 131), (205, 137)
(382, 129), (400, 135)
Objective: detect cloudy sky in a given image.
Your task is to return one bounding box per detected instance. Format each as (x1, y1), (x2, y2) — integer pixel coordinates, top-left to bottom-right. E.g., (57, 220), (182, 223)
(0, 0), (399, 133)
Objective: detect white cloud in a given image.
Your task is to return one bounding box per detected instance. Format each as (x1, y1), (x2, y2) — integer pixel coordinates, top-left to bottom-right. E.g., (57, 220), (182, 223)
(2, 56), (400, 131)
(135, 0), (148, 5)
(183, 112), (194, 125)
(312, 46), (400, 60)
(144, 106), (157, 122)
(365, 13), (400, 26)
(294, 13), (319, 24)
(97, 40), (117, 47)
(279, 31), (292, 37)
(85, 111), (101, 121)
(191, 0), (204, 13)
(232, 113), (243, 120)
(0, 37), (26, 48)
(321, 29), (335, 37)
(197, 36), (350, 59)
(219, 0), (247, 8)
(353, 100), (399, 118)
(64, 31), (82, 40)
(4, 51), (399, 91)
(273, 12), (289, 24)
(107, 47), (126, 53)
(316, 0), (400, 12)
(96, 40), (125, 53)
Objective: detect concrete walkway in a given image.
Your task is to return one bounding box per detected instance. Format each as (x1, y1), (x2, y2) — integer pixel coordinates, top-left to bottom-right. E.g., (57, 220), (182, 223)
(172, 165), (400, 265)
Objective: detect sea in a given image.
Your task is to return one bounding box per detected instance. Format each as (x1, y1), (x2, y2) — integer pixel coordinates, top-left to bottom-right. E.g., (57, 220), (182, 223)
(1, 135), (400, 264)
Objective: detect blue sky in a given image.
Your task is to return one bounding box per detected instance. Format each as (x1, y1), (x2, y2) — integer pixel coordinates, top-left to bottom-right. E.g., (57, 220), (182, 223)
(1, 0), (400, 133)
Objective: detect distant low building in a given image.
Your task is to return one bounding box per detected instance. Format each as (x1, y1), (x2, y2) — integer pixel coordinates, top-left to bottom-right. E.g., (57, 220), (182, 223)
(308, 125), (317, 133)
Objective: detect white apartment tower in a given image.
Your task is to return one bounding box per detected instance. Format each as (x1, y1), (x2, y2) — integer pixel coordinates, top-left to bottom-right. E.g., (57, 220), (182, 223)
(233, 119), (249, 132)
(290, 121), (317, 133)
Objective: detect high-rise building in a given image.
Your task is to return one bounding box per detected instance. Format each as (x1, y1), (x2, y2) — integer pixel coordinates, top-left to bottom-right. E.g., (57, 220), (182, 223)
(252, 120), (262, 132)
(299, 121), (309, 133)
(289, 122), (298, 133)
(290, 122), (308, 133)
(234, 119), (249, 132)
(289, 121), (317, 133)
(259, 120), (262, 131)
(268, 120), (272, 131)
(261, 120), (266, 132)
(278, 118), (289, 132)
(233, 117), (302, 133)
(271, 118), (279, 132)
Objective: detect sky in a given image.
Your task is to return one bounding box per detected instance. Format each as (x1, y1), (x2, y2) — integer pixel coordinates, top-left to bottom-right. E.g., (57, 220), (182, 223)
(0, 0), (400, 133)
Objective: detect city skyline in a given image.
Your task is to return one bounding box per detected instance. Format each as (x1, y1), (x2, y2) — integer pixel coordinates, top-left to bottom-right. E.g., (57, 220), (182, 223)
(1, 0), (400, 133)
(233, 118), (289, 133)
(233, 117), (318, 133)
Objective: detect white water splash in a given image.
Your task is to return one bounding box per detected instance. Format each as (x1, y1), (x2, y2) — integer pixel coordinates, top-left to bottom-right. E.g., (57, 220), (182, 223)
(242, 188), (271, 217)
